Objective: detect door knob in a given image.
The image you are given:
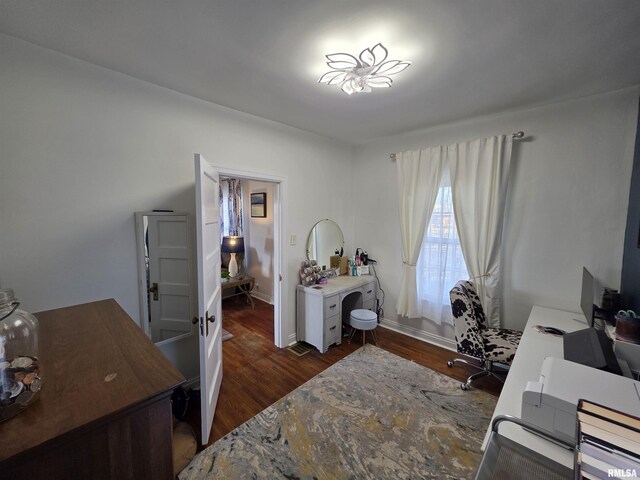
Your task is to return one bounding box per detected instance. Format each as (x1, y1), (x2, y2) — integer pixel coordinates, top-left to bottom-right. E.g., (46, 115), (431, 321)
(193, 316), (204, 336)
(148, 282), (158, 301)
(204, 310), (216, 336)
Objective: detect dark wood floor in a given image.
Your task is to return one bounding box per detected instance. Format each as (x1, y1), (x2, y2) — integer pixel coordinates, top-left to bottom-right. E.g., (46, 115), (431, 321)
(186, 296), (503, 448)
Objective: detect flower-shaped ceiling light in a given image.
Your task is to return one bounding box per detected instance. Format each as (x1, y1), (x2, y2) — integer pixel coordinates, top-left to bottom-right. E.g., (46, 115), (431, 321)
(318, 43), (411, 95)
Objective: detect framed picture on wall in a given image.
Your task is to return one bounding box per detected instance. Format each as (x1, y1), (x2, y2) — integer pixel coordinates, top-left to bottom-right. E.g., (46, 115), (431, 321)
(251, 192), (267, 218)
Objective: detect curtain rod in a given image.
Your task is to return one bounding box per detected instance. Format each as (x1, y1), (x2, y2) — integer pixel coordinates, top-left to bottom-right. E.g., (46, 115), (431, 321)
(389, 131), (525, 161)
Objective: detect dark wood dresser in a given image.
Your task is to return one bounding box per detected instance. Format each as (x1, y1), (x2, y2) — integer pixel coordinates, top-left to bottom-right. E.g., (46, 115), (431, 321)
(0, 299), (185, 479)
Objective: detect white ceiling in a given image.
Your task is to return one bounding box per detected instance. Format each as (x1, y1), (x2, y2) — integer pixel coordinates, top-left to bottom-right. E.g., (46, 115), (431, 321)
(1, 0), (639, 144)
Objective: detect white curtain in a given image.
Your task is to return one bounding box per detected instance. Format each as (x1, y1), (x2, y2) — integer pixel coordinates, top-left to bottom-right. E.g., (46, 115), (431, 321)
(395, 147), (446, 318)
(449, 135), (513, 327)
(416, 166), (469, 324)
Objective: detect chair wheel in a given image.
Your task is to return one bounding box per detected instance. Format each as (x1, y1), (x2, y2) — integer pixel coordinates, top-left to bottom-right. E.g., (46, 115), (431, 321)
(447, 361), (454, 368)
(460, 383), (469, 390)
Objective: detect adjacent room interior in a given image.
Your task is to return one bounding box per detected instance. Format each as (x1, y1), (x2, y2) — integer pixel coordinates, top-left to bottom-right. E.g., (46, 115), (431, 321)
(1, 1), (639, 479)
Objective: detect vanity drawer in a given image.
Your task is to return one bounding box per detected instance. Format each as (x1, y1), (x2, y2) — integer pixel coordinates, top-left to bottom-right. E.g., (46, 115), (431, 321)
(363, 298), (376, 313)
(363, 281), (376, 302)
(324, 315), (340, 351)
(324, 295), (340, 318)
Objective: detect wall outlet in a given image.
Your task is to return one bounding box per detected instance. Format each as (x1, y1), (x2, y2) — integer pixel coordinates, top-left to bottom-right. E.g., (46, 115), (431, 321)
(290, 234), (297, 246)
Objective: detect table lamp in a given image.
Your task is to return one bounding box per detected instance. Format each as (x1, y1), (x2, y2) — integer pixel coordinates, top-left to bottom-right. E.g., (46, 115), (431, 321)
(222, 236), (244, 278)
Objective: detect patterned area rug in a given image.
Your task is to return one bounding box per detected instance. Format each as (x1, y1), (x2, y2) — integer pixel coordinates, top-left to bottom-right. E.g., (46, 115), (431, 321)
(179, 345), (496, 480)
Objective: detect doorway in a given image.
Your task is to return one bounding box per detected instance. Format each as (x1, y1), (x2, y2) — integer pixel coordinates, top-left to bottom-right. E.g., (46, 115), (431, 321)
(216, 167), (285, 348)
(134, 211), (195, 346)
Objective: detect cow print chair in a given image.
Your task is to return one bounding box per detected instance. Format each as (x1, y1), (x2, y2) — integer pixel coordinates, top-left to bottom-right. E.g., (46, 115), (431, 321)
(447, 280), (522, 390)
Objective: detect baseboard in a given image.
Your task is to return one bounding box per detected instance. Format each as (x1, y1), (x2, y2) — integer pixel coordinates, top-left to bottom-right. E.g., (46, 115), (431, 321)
(287, 332), (297, 346)
(379, 317), (457, 352)
(251, 291), (274, 305)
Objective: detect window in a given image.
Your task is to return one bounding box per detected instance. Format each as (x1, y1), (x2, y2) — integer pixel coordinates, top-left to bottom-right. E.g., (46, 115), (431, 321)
(416, 180), (469, 324)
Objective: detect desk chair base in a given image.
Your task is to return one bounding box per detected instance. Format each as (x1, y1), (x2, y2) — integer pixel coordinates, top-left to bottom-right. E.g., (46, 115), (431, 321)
(447, 358), (507, 390)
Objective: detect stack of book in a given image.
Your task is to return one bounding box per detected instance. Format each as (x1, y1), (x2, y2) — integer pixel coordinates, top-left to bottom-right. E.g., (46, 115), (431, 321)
(575, 399), (640, 479)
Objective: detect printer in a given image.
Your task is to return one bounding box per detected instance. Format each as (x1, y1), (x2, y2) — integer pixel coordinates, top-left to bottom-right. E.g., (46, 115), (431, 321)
(522, 357), (640, 445)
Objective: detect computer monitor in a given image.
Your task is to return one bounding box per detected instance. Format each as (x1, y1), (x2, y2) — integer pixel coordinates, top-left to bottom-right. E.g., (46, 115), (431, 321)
(580, 266), (596, 328)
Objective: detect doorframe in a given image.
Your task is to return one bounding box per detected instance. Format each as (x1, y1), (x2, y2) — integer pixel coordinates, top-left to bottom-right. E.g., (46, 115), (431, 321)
(216, 166), (287, 349)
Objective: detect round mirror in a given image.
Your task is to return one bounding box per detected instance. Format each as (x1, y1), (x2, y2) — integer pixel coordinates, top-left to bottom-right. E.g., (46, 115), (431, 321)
(306, 219), (344, 270)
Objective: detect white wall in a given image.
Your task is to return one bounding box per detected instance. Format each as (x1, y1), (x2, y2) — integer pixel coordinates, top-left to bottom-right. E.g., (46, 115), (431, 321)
(353, 87), (639, 343)
(0, 34), (355, 381)
(243, 180), (275, 303)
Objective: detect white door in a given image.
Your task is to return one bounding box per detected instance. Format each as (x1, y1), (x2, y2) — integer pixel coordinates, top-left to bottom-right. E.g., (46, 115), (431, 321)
(147, 214), (192, 343)
(194, 153), (223, 445)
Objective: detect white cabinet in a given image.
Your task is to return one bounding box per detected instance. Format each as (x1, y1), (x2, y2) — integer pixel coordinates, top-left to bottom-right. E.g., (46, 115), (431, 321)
(296, 276), (377, 353)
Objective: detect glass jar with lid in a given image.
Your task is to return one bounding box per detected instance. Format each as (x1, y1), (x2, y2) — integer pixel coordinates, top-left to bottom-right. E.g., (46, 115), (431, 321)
(0, 288), (42, 421)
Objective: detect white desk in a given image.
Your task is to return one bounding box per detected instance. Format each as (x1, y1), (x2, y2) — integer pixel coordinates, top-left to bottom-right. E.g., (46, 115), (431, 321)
(296, 275), (377, 353)
(482, 305), (589, 468)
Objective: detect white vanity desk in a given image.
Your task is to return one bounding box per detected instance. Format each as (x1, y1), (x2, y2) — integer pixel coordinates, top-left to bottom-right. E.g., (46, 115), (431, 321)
(296, 275), (377, 353)
(482, 305), (590, 468)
